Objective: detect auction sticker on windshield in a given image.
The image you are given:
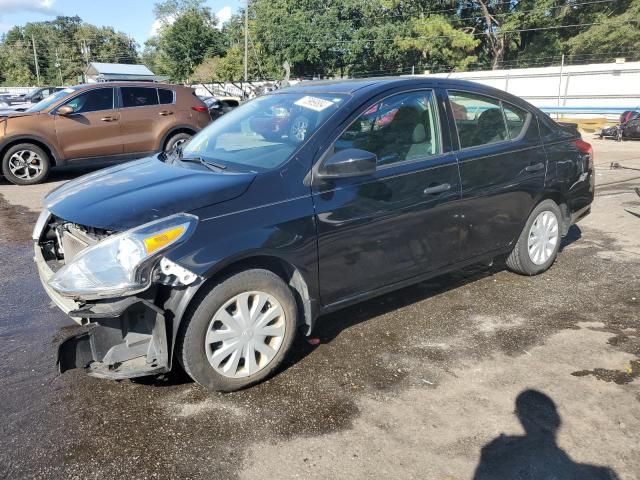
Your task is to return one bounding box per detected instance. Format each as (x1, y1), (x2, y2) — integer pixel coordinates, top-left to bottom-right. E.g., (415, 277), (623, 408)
(294, 96), (334, 112)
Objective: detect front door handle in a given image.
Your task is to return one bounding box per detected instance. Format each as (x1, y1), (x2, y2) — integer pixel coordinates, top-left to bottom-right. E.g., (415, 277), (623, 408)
(424, 183), (451, 195)
(101, 116), (117, 122)
(525, 162), (545, 173)
(159, 111), (174, 116)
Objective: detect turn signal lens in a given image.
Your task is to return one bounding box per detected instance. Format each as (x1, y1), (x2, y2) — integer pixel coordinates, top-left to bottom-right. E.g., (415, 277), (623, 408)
(143, 225), (186, 255)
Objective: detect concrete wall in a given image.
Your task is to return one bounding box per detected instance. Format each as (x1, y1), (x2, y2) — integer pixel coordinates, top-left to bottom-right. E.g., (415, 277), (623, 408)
(427, 62), (640, 112)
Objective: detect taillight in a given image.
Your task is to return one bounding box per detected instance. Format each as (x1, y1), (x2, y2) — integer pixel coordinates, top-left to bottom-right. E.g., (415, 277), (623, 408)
(575, 138), (593, 169)
(575, 138), (592, 156)
(192, 105), (208, 113)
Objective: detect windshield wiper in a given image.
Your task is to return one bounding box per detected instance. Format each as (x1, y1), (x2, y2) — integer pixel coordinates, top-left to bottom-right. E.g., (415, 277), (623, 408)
(171, 146), (227, 171)
(179, 156), (227, 172)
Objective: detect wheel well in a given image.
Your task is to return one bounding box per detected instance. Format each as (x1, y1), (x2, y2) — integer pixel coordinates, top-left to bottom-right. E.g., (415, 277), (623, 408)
(197, 256), (314, 333)
(0, 139), (56, 165)
(162, 128), (196, 150)
(540, 192), (570, 235)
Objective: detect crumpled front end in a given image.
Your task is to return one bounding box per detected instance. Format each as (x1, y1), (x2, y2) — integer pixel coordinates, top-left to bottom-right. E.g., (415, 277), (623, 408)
(33, 211), (196, 379)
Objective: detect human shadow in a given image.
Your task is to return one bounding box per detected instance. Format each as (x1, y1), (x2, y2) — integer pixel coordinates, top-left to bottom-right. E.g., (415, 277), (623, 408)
(473, 389), (619, 480)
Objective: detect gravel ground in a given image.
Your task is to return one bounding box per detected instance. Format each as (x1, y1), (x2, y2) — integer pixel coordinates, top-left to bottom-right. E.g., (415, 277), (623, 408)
(0, 139), (638, 479)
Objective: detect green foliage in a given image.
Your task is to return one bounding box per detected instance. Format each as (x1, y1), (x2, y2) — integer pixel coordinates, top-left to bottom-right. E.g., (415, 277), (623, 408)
(147, 0), (225, 82)
(564, 0), (640, 58)
(396, 15), (480, 72)
(0, 15), (139, 86)
(1, 0), (639, 86)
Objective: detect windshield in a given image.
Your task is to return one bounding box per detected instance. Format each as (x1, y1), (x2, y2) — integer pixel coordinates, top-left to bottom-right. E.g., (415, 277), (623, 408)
(182, 93), (347, 171)
(27, 88), (75, 113)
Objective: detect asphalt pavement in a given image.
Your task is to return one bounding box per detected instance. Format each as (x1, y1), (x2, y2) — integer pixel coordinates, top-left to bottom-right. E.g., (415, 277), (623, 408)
(0, 139), (638, 479)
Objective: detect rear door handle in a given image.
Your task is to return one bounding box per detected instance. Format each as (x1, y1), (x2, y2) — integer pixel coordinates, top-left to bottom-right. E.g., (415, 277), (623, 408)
(101, 116), (117, 122)
(159, 111), (174, 116)
(525, 162), (545, 173)
(424, 183), (451, 195)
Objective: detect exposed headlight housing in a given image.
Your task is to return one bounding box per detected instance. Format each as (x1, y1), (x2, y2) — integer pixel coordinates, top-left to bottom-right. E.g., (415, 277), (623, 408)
(48, 213), (198, 299)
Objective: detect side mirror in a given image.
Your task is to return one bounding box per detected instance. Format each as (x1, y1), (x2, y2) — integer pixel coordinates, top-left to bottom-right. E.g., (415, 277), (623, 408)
(57, 105), (74, 116)
(320, 148), (377, 178)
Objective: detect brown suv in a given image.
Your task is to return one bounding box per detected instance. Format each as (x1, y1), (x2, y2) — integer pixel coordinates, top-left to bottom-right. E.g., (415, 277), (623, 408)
(0, 82), (211, 185)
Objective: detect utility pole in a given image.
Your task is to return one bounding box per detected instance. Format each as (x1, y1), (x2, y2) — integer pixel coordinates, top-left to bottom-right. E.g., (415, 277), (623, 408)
(55, 48), (63, 85)
(244, 0), (249, 83)
(556, 53), (565, 112)
(31, 35), (41, 86)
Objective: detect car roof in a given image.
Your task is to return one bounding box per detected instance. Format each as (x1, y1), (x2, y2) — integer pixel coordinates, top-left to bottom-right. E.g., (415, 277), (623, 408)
(71, 82), (187, 90)
(277, 76), (541, 113)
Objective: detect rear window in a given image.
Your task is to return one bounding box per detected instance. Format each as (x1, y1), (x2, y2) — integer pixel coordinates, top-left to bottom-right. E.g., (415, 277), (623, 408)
(502, 103), (528, 139)
(121, 87), (159, 108)
(159, 89), (174, 104)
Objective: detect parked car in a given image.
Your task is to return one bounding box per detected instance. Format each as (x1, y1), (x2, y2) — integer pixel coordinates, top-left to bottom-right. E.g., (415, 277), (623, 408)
(201, 96), (240, 120)
(34, 78), (594, 392)
(0, 82), (211, 185)
(0, 87), (64, 113)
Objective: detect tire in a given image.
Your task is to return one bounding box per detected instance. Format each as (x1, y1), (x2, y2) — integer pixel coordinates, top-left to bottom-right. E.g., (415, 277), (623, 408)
(176, 269), (298, 392)
(506, 199), (563, 276)
(164, 132), (192, 152)
(2, 143), (50, 185)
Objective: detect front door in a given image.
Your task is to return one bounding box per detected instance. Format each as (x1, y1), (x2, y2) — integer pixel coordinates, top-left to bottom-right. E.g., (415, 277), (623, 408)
(446, 90), (546, 260)
(54, 87), (122, 160)
(313, 89), (462, 307)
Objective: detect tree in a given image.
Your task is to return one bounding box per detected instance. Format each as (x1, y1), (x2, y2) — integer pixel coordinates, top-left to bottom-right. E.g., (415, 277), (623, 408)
(0, 15), (138, 86)
(396, 15), (480, 72)
(151, 0), (225, 82)
(564, 0), (640, 59)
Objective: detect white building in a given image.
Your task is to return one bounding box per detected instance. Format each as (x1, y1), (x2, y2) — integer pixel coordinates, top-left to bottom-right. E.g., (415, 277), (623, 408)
(84, 63), (168, 83)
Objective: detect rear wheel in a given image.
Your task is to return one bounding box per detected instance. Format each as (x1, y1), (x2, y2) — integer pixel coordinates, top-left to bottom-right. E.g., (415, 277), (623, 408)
(176, 269), (298, 392)
(506, 200), (562, 276)
(164, 132), (192, 152)
(2, 143), (51, 185)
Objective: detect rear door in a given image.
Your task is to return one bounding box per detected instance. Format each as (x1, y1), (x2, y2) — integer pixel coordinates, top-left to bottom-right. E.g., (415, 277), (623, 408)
(447, 90), (546, 260)
(54, 87), (122, 160)
(118, 86), (174, 154)
(313, 88), (462, 306)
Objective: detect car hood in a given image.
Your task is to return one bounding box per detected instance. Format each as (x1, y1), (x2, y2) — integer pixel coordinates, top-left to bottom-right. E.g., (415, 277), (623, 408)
(45, 156), (256, 230)
(0, 110), (37, 118)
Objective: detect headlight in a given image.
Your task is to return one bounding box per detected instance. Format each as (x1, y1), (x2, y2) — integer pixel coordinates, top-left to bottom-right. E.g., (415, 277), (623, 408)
(48, 213), (198, 299)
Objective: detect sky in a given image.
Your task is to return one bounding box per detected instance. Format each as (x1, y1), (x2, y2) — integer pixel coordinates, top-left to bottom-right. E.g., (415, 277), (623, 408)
(0, 0), (241, 47)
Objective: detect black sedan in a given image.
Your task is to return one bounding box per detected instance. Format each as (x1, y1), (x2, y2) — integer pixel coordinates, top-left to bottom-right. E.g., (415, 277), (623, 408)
(34, 77), (593, 391)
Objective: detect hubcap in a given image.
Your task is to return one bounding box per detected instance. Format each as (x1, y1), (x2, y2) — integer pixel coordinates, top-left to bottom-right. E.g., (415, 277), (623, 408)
(205, 291), (286, 378)
(8, 150), (43, 180)
(527, 210), (559, 265)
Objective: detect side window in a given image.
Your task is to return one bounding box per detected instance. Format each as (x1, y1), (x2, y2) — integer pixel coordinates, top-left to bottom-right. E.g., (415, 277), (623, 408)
(502, 103), (529, 139)
(121, 87), (159, 108)
(334, 90), (441, 166)
(158, 88), (174, 104)
(448, 91), (507, 149)
(64, 88), (114, 114)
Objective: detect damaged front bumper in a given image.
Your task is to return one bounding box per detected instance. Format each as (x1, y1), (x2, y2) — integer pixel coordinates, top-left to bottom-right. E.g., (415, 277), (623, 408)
(35, 243), (171, 379)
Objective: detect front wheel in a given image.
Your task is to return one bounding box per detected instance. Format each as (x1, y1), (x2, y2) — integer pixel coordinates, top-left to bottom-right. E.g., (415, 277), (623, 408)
(176, 269), (298, 392)
(2, 143), (51, 185)
(506, 200), (562, 276)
